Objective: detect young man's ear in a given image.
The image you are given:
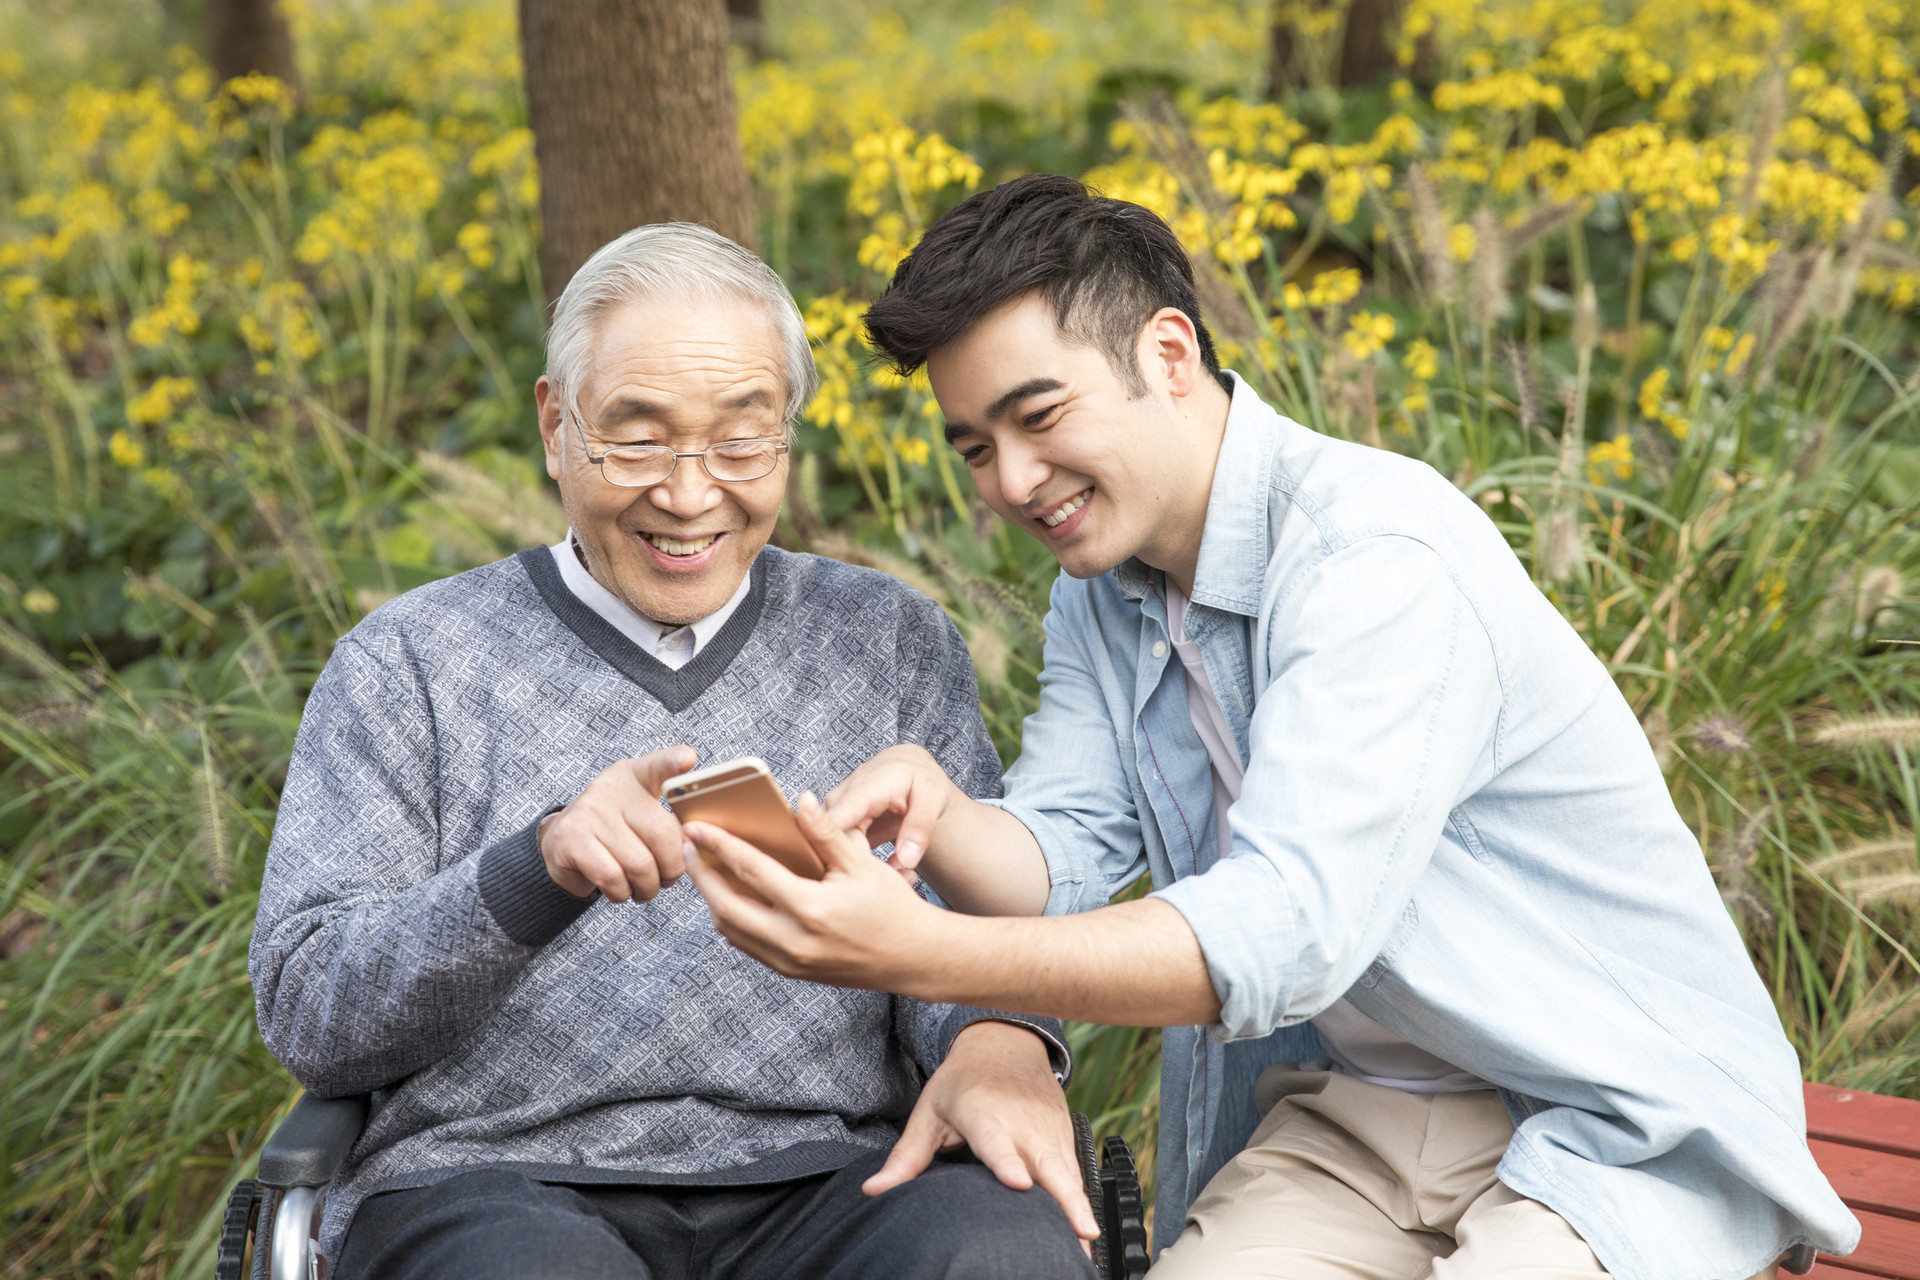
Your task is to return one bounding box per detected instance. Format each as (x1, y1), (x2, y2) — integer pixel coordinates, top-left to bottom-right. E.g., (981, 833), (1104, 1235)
(1140, 307), (1207, 399)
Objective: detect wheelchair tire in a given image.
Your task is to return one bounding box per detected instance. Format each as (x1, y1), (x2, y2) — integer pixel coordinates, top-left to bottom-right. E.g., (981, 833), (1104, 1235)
(1072, 1112), (1105, 1277)
(249, 1186), (281, 1280)
(215, 1180), (262, 1280)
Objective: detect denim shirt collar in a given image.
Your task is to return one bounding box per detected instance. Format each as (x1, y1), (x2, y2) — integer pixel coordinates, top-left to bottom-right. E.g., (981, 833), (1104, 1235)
(1113, 371), (1272, 618)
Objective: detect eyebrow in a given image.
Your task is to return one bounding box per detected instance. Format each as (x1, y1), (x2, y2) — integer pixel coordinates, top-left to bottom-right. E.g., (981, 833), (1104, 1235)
(595, 388), (774, 427)
(942, 377), (1066, 443)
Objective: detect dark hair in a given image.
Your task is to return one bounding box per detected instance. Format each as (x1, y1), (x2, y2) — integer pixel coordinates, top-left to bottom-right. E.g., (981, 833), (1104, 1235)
(863, 173), (1229, 397)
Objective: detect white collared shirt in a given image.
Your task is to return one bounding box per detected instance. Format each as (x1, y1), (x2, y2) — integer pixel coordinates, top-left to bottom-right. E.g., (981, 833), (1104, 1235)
(549, 532), (751, 670)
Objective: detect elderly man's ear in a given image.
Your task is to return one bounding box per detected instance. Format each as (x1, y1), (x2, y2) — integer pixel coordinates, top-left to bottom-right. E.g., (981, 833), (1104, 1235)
(534, 376), (566, 481)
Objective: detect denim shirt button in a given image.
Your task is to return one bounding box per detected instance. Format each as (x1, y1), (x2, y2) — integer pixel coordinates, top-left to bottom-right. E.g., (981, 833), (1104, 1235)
(1152, 641), (1168, 658)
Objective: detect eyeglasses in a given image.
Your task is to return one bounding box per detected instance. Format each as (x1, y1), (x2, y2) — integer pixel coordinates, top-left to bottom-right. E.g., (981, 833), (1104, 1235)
(566, 394), (790, 489)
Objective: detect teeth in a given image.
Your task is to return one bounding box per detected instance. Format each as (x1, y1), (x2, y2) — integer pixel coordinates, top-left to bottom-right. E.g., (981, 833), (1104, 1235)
(646, 532), (718, 556)
(1040, 490), (1091, 528)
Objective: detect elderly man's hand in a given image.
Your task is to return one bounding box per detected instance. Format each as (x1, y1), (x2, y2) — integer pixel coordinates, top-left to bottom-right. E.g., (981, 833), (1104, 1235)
(541, 745), (699, 902)
(869, 1020), (1098, 1249)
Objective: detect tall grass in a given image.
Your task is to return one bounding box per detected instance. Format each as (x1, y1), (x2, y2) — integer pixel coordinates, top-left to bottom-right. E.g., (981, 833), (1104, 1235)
(3, 0), (1918, 1275)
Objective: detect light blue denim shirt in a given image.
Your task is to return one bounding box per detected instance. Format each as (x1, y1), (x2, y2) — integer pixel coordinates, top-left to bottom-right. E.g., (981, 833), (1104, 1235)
(992, 375), (1858, 1280)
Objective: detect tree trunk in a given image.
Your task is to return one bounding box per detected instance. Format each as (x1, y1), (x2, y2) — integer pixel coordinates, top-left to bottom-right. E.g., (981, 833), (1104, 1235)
(1269, 0), (1421, 96)
(519, 0), (759, 304)
(205, 0), (302, 93)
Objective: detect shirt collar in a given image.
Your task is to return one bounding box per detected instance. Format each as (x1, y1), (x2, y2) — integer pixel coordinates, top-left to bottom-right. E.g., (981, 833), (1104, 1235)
(1115, 371), (1276, 617)
(551, 531), (754, 658)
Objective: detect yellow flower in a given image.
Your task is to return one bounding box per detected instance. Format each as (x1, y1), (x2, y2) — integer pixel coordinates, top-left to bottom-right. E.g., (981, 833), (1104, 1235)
(1343, 311), (1395, 359)
(1586, 434), (1634, 484)
(456, 221), (496, 269)
(108, 429), (146, 468)
(1637, 367), (1669, 418)
(126, 376), (195, 426)
(1403, 338), (1439, 381)
(22, 588), (58, 614)
(1305, 268), (1362, 308)
(1447, 223), (1477, 262)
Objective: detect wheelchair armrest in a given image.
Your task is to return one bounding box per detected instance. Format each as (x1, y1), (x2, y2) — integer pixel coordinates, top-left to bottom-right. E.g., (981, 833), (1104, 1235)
(257, 1092), (370, 1189)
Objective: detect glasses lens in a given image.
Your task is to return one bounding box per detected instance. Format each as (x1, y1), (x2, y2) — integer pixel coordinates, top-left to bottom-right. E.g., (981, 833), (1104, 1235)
(599, 447), (676, 488)
(703, 440), (783, 482)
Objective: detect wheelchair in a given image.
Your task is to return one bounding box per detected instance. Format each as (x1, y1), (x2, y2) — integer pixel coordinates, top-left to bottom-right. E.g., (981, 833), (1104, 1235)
(216, 1094), (1150, 1280)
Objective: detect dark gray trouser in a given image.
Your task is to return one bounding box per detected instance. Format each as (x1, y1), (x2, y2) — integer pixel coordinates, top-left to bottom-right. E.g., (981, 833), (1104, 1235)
(333, 1148), (1097, 1280)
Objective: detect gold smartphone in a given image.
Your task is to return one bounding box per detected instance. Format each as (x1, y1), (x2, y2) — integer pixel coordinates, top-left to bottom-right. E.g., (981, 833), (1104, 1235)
(662, 756), (826, 880)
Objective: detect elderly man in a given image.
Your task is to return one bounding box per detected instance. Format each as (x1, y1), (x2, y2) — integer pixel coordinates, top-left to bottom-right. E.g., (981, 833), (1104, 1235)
(249, 223), (1096, 1280)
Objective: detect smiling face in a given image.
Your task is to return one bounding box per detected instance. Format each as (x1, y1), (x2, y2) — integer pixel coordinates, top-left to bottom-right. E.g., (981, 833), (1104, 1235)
(928, 293), (1231, 585)
(537, 295), (790, 626)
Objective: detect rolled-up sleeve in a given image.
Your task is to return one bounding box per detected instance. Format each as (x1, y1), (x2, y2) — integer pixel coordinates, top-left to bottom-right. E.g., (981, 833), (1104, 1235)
(987, 575), (1152, 916)
(1153, 535), (1503, 1041)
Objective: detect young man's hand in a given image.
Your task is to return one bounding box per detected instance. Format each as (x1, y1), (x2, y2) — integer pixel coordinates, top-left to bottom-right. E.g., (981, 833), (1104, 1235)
(540, 745), (698, 902)
(869, 1019), (1099, 1250)
(822, 743), (962, 872)
(683, 789), (944, 989)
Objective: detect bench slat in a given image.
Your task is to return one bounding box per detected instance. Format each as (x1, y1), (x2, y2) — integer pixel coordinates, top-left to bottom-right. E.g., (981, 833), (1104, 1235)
(1806, 1083), (1920, 1160)
(1821, 1209), (1920, 1280)
(1811, 1138), (1920, 1221)
(1811, 1262), (1895, 1280)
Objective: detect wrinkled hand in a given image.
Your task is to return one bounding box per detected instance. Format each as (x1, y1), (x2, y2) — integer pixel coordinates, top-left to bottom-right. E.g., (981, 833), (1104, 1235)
(821, 743), (959, 873)
(683, 788), (942, 990)
(540, 745), (698, 902)
(868, 1020), (1098, 1249)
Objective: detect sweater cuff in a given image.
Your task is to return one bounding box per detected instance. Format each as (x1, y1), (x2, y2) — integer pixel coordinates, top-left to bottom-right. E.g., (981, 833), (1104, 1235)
(477, 807), (596, 946)
(938, 1007), (1073, 1086)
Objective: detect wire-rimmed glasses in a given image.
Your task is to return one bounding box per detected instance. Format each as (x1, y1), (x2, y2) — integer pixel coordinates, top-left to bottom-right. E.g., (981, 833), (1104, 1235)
(565, 393), (789, 488)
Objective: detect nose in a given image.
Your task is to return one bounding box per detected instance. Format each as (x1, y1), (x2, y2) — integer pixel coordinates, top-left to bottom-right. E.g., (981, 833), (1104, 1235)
(994, 434), (1051, 510)
(647, 453), (724, 520)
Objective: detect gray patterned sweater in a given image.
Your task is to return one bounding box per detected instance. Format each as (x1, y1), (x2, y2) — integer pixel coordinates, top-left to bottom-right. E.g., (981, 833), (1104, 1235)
(250, 546), (1064, 1260)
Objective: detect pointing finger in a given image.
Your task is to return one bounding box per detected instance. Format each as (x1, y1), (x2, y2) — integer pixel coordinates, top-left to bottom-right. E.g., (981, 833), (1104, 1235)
(630, 744), (698, 795)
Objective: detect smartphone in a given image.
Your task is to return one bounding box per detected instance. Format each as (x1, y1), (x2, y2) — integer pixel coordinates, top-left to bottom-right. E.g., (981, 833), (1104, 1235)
(661, 756), (825, 880)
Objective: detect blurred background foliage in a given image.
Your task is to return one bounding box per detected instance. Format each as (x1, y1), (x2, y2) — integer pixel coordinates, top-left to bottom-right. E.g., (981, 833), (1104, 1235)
(3, 0), (1920, 1274)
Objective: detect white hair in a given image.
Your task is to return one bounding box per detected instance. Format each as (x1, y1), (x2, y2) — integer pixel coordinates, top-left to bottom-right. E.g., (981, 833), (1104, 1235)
(544, 223), (817, 430)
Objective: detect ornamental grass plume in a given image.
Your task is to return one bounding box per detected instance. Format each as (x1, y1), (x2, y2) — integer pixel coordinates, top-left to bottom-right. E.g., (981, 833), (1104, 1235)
(1713, 812), (1775, 935)
(1834, 988), (1920, 1053)
(1808, 837), (1917, 879)
(1852, 565), (1904, 639)
(1810, 716), (1920, 749)
(1468, 206), (1507, 329)
(1736, 69), (1785, 220)
(1839, 874), (1920, 910)
(1408, 164), (1455, 304)
(1819, 191), (1892, 322)
(1691, 714), (1753, 754)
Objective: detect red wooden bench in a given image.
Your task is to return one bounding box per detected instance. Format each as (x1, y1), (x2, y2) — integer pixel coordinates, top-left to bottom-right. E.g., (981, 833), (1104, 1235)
(1805, 1082), (1920, 1280)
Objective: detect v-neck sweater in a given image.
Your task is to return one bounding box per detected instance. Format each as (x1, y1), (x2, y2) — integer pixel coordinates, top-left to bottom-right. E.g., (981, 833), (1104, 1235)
(250, 546), (1062, 1262)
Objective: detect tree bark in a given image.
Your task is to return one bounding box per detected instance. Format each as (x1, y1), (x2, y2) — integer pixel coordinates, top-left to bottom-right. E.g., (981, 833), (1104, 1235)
(519, 0), (759, 304)
(205, 0), (302, 93)
(1269, 0), (1420, 96)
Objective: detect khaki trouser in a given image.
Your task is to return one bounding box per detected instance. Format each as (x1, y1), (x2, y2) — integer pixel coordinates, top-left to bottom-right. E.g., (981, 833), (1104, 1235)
(1148, 1067), (1615, 1280)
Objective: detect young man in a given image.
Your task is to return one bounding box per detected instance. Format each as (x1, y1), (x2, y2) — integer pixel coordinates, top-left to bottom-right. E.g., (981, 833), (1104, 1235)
(250, 223), (1096, 1279)
(681, 176), (1860, 1280)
